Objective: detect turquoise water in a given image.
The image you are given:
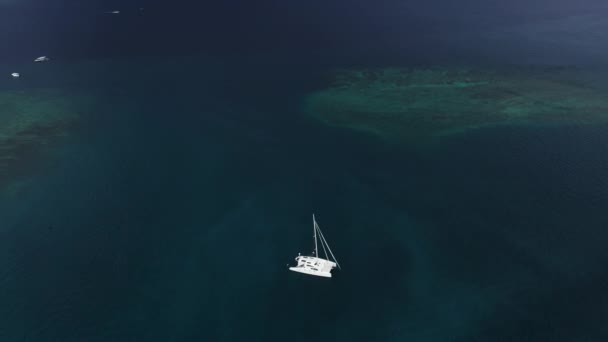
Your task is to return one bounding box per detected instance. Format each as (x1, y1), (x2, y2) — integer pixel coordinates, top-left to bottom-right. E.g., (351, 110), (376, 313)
(1, 56), (608, 341)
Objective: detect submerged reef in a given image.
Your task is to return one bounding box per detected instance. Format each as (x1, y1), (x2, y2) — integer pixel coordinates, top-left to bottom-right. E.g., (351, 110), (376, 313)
(304, 67), (608, 143)
(0, 89), (83, 189)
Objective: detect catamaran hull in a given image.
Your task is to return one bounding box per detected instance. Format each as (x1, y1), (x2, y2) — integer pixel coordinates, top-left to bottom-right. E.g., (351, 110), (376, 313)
(289, 267), (332, 278)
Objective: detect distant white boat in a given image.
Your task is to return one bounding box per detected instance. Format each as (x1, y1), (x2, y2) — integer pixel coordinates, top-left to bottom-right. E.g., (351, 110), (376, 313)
(11, 72), (20, 78)
(289, 214), (341, 278)
(105, 10), (120, 14)
(34, 56), (50, 62)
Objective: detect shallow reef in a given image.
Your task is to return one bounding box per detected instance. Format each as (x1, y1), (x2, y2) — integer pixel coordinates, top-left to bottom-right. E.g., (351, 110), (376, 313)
(0, 89), (84, 189)
(304, 66), (608, 143)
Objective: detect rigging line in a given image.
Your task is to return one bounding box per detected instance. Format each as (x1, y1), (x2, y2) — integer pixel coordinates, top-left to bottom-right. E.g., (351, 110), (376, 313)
(315, 221), (341, 270)
(316, 223), (330, 260)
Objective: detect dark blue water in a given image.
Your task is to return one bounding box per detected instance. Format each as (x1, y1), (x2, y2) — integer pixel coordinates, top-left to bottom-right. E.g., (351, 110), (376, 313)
(2, 1), (608, 341)
(1, 55), (608, 341)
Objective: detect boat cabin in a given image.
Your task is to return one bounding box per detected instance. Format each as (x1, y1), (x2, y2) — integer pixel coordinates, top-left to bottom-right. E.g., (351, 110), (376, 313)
(290, 255), (337, 278)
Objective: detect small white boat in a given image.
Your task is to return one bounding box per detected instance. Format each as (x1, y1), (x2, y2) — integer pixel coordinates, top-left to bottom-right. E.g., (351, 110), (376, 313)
(34, 56), (50, 62)
(105, 10), (120, 14)
(11, 72), (20, 78)
(289, 214), (341, 278)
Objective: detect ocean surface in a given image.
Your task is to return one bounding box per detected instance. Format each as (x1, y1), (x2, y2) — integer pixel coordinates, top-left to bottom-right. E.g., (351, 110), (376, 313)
(1, 54), (607, 342)
(2, 1), (608, 341)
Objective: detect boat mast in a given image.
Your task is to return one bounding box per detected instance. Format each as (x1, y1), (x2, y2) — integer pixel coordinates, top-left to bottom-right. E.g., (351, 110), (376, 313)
(313, 214), (318, 258)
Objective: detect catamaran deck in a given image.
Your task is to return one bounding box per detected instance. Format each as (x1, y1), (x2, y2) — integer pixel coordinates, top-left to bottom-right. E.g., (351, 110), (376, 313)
(289, 255), (336, 278)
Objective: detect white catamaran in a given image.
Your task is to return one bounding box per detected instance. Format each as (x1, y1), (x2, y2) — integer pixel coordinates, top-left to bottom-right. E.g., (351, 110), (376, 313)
(289, 214), (341, 278)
